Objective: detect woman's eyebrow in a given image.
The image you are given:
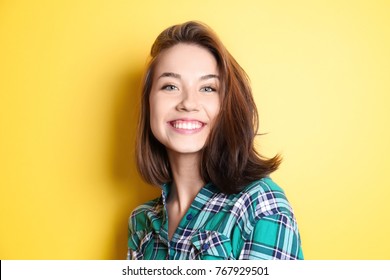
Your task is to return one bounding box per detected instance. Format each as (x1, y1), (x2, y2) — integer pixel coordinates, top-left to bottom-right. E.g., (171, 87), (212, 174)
(158, 72), (181, 79)
(200, 74), (219, 80)
(157, 72), (219, 80)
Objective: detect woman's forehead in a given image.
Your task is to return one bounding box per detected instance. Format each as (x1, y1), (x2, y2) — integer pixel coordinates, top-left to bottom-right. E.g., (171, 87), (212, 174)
(153, 44), (219, 79)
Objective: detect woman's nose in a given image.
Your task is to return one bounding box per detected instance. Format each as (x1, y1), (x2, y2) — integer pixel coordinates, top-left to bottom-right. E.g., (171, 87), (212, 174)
(176, 90), (199, 112)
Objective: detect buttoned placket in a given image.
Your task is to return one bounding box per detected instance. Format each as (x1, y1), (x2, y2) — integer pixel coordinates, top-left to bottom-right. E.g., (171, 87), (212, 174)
(159, 184), (172, 259)
(159, 182), (219, 259)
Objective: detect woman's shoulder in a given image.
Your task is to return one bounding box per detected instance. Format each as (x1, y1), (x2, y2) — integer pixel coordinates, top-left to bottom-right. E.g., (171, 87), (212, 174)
(225, 177), (295, 223)
(241, 176), (284, 194)
(128, 196), (163, 232)
(232, 177), (303, 259)
(131, 196), (161, 213)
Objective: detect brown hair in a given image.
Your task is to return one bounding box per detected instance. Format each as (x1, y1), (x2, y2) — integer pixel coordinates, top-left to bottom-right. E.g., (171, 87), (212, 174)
(136, 21), (281, 194)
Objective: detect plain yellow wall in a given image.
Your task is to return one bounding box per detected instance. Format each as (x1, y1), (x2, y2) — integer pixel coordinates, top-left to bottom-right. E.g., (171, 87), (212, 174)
(1, 0), (389, 259)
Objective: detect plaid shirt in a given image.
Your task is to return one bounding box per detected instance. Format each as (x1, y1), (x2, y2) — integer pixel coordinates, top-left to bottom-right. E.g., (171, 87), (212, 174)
(128, 177), (303, 260)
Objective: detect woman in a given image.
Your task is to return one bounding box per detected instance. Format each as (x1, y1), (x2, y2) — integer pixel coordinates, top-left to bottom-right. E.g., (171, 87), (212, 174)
(128, 21), (303, 260)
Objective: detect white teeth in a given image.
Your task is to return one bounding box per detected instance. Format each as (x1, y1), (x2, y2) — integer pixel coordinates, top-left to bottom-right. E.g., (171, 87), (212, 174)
(172, 121), (203, 130)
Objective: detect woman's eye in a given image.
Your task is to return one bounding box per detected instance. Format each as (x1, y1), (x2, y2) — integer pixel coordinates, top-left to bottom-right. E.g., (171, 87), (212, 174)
(162, 85), (178, 91)
(200, 86), (216, 93)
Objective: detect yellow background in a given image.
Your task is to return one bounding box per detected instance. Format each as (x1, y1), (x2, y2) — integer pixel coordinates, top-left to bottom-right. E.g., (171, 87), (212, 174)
(1, 0), (389, 259)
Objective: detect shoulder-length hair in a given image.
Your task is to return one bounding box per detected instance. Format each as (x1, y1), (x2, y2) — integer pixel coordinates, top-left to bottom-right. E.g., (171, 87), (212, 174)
(136, 21), (281, 194)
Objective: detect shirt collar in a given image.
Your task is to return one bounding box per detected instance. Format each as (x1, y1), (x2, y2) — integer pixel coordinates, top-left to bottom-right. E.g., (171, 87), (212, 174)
(160, 181), (219, 202)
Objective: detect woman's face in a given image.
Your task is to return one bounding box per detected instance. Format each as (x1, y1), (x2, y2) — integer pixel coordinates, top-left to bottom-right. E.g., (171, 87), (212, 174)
(149, 43), (221, 155)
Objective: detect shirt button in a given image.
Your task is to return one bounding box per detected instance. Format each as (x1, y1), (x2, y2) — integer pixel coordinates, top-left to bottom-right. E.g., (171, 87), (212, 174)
(202, 243), (210, 250)
(186, 214), (193, 220)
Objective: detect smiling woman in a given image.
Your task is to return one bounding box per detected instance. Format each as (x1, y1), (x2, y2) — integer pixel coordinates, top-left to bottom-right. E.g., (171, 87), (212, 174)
(150, 44), (221, 157)
(128, 21), (303, 260)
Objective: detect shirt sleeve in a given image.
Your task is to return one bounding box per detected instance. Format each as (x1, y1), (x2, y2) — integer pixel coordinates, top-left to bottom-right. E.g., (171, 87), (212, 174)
(127, 214), (134, 260)
(238, 213), (304, 260)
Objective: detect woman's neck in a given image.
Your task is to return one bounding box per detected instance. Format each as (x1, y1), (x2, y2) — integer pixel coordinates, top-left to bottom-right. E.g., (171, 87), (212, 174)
(166, 150), (204, 213)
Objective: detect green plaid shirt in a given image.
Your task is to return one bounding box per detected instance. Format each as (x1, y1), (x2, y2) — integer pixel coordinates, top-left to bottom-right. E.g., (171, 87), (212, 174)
(128, 177), (303, 260)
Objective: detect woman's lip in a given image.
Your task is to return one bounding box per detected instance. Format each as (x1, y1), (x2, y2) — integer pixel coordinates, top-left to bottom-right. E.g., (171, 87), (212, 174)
(168, 119), (206, 134)
(168, 118), (206, 123)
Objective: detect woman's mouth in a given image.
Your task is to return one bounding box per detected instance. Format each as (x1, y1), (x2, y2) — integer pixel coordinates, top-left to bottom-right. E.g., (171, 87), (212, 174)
(169, 119), (206, 133)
